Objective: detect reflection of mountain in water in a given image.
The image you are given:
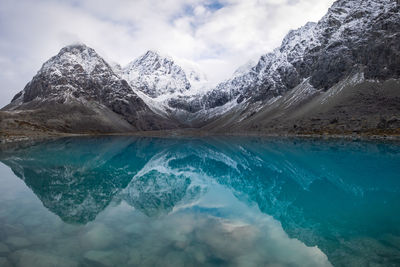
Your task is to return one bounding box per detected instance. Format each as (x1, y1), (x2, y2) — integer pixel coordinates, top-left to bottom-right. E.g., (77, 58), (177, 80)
(0, 137), (210, 222)
(0, 137), (160, 223)
(1, 137), (400, 265)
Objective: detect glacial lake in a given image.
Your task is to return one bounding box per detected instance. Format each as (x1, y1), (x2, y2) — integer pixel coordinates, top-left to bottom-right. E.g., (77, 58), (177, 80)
(0, 137), (399, 267)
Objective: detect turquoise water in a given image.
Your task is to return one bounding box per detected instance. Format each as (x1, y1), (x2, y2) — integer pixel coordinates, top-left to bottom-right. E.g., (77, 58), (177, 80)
(0, 137), (400, 267)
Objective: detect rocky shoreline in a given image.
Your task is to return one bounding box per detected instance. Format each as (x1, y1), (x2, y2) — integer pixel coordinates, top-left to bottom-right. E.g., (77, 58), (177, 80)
(1, 129), (400, 150)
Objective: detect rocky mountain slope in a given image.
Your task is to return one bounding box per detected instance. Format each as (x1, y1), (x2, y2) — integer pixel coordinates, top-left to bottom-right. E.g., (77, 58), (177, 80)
(1, 0), (399, 137)
(204, 75), (400, 135)
(212, 0), (399, 135)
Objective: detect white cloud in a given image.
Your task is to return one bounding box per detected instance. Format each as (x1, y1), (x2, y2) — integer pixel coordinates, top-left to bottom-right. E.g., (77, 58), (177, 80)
(0, 0), (335, 108)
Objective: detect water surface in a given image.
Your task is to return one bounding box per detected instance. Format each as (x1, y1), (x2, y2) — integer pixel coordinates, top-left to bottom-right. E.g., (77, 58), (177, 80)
(0, 137), (399, 266)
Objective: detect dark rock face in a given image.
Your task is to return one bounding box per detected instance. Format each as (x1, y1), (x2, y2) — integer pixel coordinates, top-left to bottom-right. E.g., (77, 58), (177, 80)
(305, 0), (400, 90)
(3, 44), (179, 131)
(168, 96), (203, 113)
(278, 0), (399, 92)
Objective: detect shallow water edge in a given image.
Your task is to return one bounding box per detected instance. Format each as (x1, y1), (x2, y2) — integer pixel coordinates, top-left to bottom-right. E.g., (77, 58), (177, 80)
(2, 129), (400, 148)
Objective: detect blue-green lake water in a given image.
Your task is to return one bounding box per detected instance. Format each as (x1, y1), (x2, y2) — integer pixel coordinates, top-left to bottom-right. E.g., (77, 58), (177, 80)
(0, 137), (400, 266)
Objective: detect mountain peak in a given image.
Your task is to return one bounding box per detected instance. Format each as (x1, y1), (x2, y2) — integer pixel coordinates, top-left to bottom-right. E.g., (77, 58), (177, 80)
(121, 51), (191, 98)
(57, 43), (95, 56)
(61, 42), (89, 49)
(143, 49), (164, 58)
(40, 43), (110, 78)
(133, 50), (175, 69)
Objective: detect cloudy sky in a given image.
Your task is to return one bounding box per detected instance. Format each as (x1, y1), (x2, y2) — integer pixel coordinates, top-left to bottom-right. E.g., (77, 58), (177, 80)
(0, 0), (335, 107)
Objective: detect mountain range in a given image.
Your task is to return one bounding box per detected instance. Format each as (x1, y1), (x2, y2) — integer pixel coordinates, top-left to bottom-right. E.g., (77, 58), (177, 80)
(1, 0), (399, 138)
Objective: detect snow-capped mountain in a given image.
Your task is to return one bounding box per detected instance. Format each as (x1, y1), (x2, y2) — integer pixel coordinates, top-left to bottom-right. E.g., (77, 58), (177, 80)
(118, 50), (210, 119)
(167, 0), (400, 130)
(1, 0), (399, 136)
(121, 50), (191, 99)
(188, 0), (399, 113)
(120, 50), (209, 99)
(8, 43), (132, 106)
(3, 44), (180, 132)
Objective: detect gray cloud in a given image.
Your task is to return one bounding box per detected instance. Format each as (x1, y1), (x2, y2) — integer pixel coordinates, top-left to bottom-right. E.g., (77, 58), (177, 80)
(0, 0), (334, 107)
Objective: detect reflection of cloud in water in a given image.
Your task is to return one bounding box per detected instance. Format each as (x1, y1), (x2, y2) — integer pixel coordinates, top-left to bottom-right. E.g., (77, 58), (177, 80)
(109, 181), (332, 266)
(106, 201), (332, 267)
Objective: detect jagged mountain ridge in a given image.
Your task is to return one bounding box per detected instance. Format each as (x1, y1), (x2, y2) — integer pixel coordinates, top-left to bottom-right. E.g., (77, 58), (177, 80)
(170, 0), (399, 114)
